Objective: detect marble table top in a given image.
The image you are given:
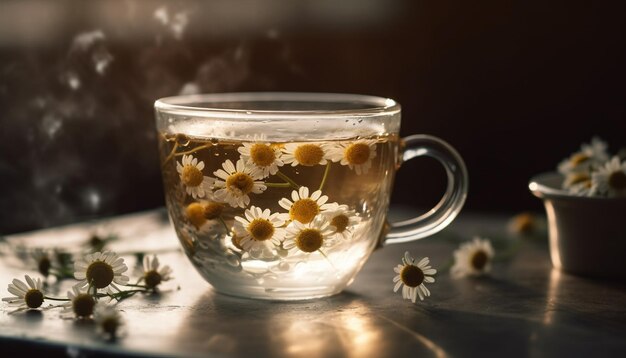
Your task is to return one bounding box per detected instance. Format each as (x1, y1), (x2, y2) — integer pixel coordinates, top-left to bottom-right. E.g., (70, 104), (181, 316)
(1, 208), (625, 357)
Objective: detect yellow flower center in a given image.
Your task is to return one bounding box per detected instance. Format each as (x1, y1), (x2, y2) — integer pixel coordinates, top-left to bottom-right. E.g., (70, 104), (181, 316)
(510, 213), (535, 234)
(38, 257), (51, 277)
(295, 229), (324, 253)
(73, 293), (95, 318)
(570, 153), (590, 166)
(86, 261), (114, 289)
(181, 165), (204, 187)
(345, 143), (371, 165)
(400, 265), (424, 287)
(250, 144), (276, 167)
(247, 219), (275, 241)
(294, 144), (324, 166)
(203, 202), (224, 220)
(186, 202), (207, 228)
(470, 250), (488, 270)
(608, 171), (626, 190)
(331, 214), (350, 233)
(226, 173), (254, 194)
(25, 289), (44, 309)
(290, 199), (320, 223)
(144, 270), (162, 289)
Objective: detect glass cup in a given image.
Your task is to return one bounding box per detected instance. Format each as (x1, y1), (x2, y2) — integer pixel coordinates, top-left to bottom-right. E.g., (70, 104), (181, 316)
(155, 92), (468, 300)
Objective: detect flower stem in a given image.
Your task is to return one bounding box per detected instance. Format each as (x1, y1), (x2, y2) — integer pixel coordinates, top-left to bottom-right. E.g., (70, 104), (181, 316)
(219, 216), (231, 234)
(44, 296), (70, 301)
(276, 171), (300, 190)
(161, 142), (179, 168)
(174, 144), (212, 157)
(318, 162), (331, 191)
(124, 283), (150, 289)
(265, 182), (292, 188)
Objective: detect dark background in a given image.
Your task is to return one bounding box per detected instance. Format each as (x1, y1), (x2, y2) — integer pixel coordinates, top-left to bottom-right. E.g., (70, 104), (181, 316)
(0, 0), (625, 234)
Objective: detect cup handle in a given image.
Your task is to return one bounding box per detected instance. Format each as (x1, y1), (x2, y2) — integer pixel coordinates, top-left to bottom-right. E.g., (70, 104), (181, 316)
(383, 135), (468, 245)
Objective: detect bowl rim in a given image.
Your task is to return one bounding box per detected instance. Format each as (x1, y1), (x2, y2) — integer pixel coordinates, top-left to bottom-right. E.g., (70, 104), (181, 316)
(529, 171), (626, 201)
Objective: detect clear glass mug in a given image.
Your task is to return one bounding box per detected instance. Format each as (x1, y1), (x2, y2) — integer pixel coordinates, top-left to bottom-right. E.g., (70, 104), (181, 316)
(155, 93), (468, 300)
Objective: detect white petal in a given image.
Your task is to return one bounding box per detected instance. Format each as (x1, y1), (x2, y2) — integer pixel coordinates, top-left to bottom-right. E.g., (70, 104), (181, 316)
(393, 280), (403, 292)
(12, 279), (28, 292)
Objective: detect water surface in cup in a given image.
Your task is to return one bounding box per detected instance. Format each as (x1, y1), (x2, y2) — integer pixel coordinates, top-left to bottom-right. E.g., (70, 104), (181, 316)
(159, 125), (399, 299)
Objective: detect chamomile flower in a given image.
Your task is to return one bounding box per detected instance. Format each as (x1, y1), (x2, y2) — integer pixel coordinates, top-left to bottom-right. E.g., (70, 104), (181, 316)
(93, 302), (126, 340)
(278, 186), (336, 224)
(176, 154), (215, 199)
(74, 251), (129, 292)
(185, 201), (225, 229)
(282, 142), (329, 167)
(327, 140), (378, 175)
(61, 285), (96, 319)
(451, 237), (495, 278)
(592, 156), (626, 197)
(233, 206), (286, 258)
(562, 172), (592, 192)
(558, 137), (609, 175)
(323, 205), (360, 240)
(213, 159), (267, 208)
(393, 252), (436, 303)
(283, 215), (334, 254)
(31, 248), (53, 277)
(2, 275), (45, 312)
(141, 255), (173, 290)
(238, 142), (284, 178)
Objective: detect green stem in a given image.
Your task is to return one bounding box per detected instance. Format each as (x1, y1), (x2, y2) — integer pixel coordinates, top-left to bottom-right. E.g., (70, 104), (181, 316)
(265, 182), (292, 188)
(318, 249), (337, 271)
(161, 142), (179, 167)
(174, 144), (212, 157)
(124, 283), (150, 289)
(276, 171), (300, 190)
(219, 216), (231, 234)
(44, 296), (70, 301)
(318, 162), (331, 191)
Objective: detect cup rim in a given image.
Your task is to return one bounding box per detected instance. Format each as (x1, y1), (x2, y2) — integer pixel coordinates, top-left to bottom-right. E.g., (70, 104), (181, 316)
(154, 92), (401, 119)
(529, 171), (626, 201)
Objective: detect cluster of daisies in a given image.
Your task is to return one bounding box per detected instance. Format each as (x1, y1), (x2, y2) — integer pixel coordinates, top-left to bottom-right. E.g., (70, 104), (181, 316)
(3, 249), (173, 340)
(393, 237), (495, 303)
(559, 137), (626, 197)
(174, 138), (377, 259)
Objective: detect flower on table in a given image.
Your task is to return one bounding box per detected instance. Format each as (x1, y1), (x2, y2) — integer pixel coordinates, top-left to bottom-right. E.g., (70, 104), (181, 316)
(327, 140), (378, 175)
(233, 206), (285, 259)
(282, 142), (329, 167)
(2, 275), (46, 312)
(93, 302), (125, 340)
(393, 252), (436, 303)
(592, 156), (626, 198)
(213, 159), (267, 208)
(31, 248), (53, 277)
(61, 285), (96, 319)
(238, 142), (284, 178)
(557, 137), (609, 175)
(451, 237), (495, 278)
(177, 154), (215, 199)
(141, 255), (173, 290)
(283, 215), (334, 254)
(323, 204), (360, 240)
(278, 186), (335, 224)
(74, 251), (129, 292)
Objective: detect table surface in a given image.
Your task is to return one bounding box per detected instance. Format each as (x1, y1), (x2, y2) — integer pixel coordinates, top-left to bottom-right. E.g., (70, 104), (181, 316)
(1, 208), (625, 358)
